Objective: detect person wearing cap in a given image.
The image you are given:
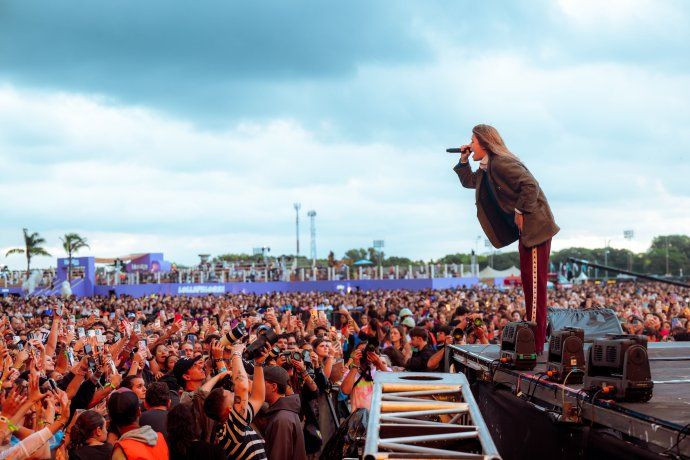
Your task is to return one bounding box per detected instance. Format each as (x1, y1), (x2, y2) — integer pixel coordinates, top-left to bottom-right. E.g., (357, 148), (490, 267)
(173, 343), (232, 443)
(398, 308), (413, 321)
(400, 316), (416, 339)
(259, 366), (307, 460)
(109, 389), (169, 460)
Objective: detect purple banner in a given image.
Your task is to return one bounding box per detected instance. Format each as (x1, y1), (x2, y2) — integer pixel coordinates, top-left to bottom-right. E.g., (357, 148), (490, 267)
(94, 277), (480, 297)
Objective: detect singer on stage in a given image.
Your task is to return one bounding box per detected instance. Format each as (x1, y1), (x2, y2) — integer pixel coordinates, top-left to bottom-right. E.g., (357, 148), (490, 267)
(453, 124), (559, 353)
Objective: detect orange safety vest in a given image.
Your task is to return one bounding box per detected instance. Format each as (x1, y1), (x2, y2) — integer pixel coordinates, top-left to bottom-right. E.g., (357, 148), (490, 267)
(115, 432), (169, 460)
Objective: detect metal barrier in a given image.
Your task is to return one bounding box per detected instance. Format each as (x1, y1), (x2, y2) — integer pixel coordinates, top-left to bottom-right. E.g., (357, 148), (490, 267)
(363, 372), (500, 460)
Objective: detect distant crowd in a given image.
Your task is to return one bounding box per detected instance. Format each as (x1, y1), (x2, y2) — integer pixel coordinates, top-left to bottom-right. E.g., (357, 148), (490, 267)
(0, 280), (687, 459)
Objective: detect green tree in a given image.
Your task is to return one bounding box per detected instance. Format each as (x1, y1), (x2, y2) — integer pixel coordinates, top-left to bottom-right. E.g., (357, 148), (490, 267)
(344, 248), (368, 261)
(60, 233), (90, 281)
(5, 228), (51, 275)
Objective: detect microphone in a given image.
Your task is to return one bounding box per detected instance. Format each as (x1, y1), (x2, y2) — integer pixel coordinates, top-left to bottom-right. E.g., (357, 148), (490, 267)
(446, 147), (470, 154)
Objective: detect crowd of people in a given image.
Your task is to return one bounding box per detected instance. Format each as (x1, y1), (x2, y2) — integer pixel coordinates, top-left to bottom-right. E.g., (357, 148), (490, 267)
(0, 280), (687, 459)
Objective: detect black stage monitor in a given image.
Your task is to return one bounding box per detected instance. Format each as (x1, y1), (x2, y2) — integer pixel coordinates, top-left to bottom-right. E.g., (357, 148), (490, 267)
(584, 334), (653, 402)
(546, 327), (585, 384)
(500, 321), (537, 370)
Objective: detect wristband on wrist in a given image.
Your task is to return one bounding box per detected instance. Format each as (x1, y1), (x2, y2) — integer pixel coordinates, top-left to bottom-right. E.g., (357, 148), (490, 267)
(218, 367), (228, 373)
(0, 416), (19, 432)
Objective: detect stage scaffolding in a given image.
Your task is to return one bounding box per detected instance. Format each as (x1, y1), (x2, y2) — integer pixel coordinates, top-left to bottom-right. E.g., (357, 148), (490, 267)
(363, 372), (500, 460)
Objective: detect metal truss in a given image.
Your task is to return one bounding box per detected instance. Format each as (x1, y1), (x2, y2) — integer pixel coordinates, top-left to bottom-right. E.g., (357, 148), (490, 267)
(363, 372), (500, 460)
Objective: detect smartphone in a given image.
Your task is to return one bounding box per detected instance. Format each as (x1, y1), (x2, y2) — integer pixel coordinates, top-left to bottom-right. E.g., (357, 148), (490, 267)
(109, 312), (115, 320)
(78, 327), (86, 339)
(87, 330), (96, 338)
(16, 341), (24, 351)
(67, 348), (75, 366)
(174, 313), (182, 322)
(109, 359), (117, 375)
(67, 324), (75, 333)
(12, 336), (20, 344)
(154, 319), (161, 328)
(133, 323), (141, 333)
(94, 329), (102, 336)
(114, 332), (121, 342)
(97, 335), (107, 344)
(56, 307), (62, 317)
(84, 344), (93, 356)
(187, 334), (196, 345)
(310, 308), (318, 321)
(138, 340), (147, 351)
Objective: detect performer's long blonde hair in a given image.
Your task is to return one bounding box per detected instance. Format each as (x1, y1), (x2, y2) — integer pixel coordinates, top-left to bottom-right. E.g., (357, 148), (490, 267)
(472, 124), (517, 159)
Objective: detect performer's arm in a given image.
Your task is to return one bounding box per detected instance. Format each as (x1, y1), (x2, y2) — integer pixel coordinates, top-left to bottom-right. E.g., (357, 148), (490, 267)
(453, 160), (480, 189)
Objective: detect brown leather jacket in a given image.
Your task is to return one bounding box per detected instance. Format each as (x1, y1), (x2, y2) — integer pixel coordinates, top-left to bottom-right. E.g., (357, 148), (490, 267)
(454, 154), (559, 248)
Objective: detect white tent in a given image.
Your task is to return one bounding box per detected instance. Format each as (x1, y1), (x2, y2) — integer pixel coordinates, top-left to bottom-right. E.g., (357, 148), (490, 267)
(574, 271), (589, 284)
(478, 265), (521, 278)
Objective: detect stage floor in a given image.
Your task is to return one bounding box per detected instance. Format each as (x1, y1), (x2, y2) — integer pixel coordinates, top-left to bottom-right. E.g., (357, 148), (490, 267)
(447, 342), (690, 457)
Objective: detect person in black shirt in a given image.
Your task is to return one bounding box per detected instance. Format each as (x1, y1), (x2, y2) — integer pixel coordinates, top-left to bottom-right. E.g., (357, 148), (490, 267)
(167, 402), (225, 460)
(67, 410), (114, 460)
(405, 327), (436, 372)
(140, 382), (170, 438)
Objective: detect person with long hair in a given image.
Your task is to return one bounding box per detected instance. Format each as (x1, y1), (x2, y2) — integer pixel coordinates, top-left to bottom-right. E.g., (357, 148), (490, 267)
(383, 325), (412, 363)
(167, 402), (225, 460)
(453, 124), (559, 353)
(68, 410), (113, 460)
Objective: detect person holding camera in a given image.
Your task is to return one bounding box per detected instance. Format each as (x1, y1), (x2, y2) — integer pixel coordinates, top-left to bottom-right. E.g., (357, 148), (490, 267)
(341, 342), (390, 411)
(453, 124), (559, 354)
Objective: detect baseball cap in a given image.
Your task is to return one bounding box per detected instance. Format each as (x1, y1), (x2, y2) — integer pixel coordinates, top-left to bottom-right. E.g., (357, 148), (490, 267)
(399, 308), (413, 318)
(264, 366), (289, 387)
(402, 317), (416, 328)
(173, 355), (202, 387)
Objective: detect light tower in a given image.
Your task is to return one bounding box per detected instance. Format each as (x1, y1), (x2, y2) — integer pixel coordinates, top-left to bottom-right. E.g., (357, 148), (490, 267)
(624, 229), (634, 271)
(308, 210), (317, 266)
(293, 203), (301, 259)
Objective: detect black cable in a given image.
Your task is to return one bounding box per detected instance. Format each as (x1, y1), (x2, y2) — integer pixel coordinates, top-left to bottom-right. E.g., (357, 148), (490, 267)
(661, 423), (690, 459)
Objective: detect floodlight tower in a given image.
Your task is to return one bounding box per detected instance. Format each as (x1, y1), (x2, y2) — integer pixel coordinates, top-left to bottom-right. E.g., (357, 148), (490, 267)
(294, 203), (301, 259)
(308, 210), (317, 266)
(624, 229), (634, 271)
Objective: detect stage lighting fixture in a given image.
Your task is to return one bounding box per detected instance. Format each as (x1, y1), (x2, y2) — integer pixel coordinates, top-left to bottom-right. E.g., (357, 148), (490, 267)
(546, 327), (585, 383)
(584, 334), (653, 402)
(499, 321), (537, 370)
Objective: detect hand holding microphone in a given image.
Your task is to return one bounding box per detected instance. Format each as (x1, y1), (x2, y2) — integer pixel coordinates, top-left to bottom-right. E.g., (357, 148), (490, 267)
(446, 145), (472, 162)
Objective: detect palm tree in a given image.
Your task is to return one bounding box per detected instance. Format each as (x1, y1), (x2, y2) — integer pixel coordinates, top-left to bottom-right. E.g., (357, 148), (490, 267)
(5, 228), (51, 275)
(60, 233), (90, 281)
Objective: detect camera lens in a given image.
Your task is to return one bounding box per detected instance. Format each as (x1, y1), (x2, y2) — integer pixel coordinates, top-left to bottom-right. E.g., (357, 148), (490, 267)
(226, 322), (247, 344)
(291, 351), (302, 361)
(268, 346), (281, 359)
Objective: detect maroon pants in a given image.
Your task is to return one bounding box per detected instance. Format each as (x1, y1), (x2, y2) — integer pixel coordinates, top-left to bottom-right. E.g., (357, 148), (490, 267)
(519, 238), (551, 354)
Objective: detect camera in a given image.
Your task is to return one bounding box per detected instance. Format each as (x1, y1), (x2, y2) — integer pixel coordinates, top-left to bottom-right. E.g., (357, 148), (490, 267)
(220, 322), (248, 347)
(268, 345), (281, 359)
(465, 317), (484, 334)
(452, 327), (464, 343)
(245, 325), (279, 360)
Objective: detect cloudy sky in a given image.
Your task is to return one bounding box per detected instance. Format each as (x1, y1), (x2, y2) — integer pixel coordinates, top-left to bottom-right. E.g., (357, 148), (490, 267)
(1, 0), (689, 269)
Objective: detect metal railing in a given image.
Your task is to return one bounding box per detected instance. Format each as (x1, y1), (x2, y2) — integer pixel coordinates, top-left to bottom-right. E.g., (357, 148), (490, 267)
(94, 263), (478, 286)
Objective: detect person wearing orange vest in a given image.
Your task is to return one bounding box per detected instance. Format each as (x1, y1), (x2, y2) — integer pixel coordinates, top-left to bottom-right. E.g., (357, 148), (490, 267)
(108, 389), (169, 460)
